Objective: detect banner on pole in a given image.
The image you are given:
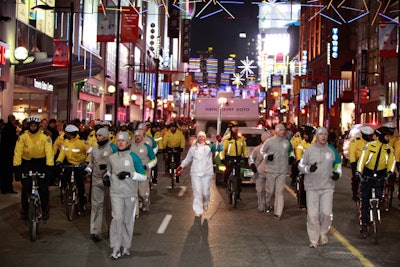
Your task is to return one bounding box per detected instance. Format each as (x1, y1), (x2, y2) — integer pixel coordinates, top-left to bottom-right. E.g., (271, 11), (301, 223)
(97, 6), (116, 42)
(121, 6), (140, 43)
(52, 39), (68, 67)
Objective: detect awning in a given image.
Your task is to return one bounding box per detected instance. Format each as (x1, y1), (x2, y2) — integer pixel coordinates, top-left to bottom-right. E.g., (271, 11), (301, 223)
(14, 55), (103, 88)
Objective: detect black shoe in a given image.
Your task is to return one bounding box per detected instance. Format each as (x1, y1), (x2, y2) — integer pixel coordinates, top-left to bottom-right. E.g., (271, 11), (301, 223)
(20, 213), (28, 220)
(8, 190), (18, 194)
(236, 196), (242, 201)
(360, 225), (368, 239)
(352, 194), (358, 202)
(274, 215), (283, 220)
(176, 177), (180, 183)
(42, 212), (49, 224)
(265, 206), (272, 214)
(152, 178), (158, 185)
(91, 234), (102, 242)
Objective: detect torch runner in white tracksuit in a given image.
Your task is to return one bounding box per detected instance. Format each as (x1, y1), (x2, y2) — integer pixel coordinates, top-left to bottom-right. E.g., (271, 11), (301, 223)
(175, 131), (221, 217)
(104, 131), (147, 260)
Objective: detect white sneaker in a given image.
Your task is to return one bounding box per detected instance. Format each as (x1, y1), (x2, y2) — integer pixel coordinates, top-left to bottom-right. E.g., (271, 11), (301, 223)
(203, 204), (208, 211)
(122, 248), (131, 256)
(195, 213), (202, 217)
(110, 248), (121, 259)
(309, 242), (318, 248)
(319, 234), (328, 245)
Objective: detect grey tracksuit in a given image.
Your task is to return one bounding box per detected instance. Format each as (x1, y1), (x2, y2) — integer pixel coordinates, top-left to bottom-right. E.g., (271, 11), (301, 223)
(131, 141), (157, 211)
(107, 149), (146, 251)
(298, 143), (342, 245)
(260, 135), (292, 216)
(86, 141), (117, 236)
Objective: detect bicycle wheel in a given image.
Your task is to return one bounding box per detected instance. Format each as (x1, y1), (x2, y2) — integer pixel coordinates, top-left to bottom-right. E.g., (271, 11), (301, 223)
(59, 182), (65, 204)
(371, 206), (379, 244)
(65, 186), (74, 221)
(28, 200), (38, 242)
(231, 176), (238, 208)
(170, 168), (176, 189)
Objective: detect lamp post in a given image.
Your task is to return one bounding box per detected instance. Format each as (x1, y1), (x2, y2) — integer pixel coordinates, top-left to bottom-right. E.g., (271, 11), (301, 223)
(32, 2), (74, 123)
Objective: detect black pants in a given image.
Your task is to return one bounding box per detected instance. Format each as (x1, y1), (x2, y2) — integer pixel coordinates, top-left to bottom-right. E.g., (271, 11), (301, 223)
(20, 158), (49, 214)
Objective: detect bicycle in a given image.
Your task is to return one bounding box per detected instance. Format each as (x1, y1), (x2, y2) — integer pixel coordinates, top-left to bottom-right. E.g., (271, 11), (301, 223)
(22, 171), (45, 242)
(62, 164), (82, 221)
(226, 158), (241, 208)
(166, 148), (181, 189)
(360, 176), (384, 244)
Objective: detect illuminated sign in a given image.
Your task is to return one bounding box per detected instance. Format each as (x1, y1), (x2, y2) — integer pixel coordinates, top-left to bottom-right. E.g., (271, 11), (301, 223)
(332, 28), (338, 58)
(33, 78), (54, 92)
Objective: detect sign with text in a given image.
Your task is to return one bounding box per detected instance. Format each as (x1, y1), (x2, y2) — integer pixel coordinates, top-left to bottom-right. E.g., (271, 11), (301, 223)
(120, 6), (140, 43)
(194, 98), (258, 120)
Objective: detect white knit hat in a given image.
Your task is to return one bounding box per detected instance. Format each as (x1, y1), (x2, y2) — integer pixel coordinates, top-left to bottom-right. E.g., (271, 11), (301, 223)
(197, 131), (206, 138)
(316, 127), (328, 135)
(117, 131), (130, 142)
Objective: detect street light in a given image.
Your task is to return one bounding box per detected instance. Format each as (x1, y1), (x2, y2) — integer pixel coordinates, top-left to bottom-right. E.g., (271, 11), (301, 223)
(32, 2), (74, 123)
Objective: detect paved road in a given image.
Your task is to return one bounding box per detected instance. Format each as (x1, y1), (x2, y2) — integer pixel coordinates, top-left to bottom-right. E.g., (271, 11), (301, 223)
(0, 154), (399, 267)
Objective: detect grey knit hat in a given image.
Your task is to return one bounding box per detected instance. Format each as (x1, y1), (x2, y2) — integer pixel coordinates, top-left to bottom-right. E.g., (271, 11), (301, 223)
(96, 128), (109, 138)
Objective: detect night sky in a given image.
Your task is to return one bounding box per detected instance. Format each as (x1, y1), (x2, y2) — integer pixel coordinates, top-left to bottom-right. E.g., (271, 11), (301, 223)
(189, 1), (259, 61)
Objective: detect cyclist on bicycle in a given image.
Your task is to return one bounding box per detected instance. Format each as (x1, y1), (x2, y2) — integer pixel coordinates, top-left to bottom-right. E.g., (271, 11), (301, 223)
(13, 116), (54, 221)
(355, 126), (395, 238)
(55, 124), (90, 212)
(163, 122), (185, 183)
(220, 120), (248, 201)
(349, 126), (374, 201)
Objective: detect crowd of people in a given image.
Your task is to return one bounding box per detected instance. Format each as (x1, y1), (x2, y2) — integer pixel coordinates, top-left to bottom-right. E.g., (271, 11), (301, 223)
(0, 115), (188, 259)
(0, 115), (398, 254)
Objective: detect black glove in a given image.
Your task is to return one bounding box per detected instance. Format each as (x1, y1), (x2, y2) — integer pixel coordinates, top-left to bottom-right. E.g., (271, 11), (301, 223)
(386, 172), (393, 181)
(103, 175), (110, 187)
(310, 162), (318, 172)
(99, 164), (107, 170)
(396, 162), (400, 172)
(267, 154), (274, 161)
(13, 166), (22, 182)
(289, 156), (295, 165)
(331, 172), (340, 181)
(80, 162), (88, 169)
(250, 163), (258, 173)
(117, 171), (131, 180)
(143, 165), (147, 170)
(355, 171), (363, 183)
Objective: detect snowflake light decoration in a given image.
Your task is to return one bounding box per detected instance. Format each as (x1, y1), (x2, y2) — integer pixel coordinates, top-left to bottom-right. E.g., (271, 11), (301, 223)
(231, 73), (245, 86)
(238, 56), (257, 78)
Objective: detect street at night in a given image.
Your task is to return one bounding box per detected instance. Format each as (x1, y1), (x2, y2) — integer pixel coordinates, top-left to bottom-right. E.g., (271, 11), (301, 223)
(0, 157), (399, 267)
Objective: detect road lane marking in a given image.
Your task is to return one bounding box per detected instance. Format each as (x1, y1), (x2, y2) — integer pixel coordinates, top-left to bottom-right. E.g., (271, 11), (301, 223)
(178, 186), (187, 196)
(285, 184), (374, 267)
(330, 227), (374, 267)
(157, 214), (172, 234)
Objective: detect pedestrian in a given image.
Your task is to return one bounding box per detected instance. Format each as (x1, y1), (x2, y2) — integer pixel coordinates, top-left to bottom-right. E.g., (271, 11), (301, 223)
(260, 123), (294, 219)
(298, 127), (342, 248)
(105, 131), (147, 259)
(85, 128), (117, 242)
(355, 126), (395, 239)
(13, 116), (54, 222)
(131, 129), (157, 215)
(0, 114), (18, 194)
(248, 130), (271, 212)
(175, 131), (220, 217)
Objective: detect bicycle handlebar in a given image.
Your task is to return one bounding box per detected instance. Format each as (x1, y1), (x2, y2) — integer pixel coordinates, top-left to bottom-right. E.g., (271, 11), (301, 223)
(22, 172), (45, 179)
